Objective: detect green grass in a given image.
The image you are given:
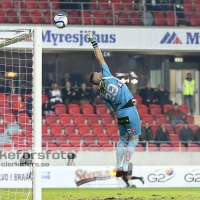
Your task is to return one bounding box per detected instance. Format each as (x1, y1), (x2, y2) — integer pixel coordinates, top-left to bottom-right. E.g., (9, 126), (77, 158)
(0, 188), (200, 200)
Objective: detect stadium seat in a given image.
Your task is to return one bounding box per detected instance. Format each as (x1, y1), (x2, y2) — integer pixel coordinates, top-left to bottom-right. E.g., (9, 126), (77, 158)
(106, 124), (118, 136)
(141, 114), (154, 124)
(55, 104), (67, 115)
(74, 144), (86, 151)
(88, 144), (101, 151)
(73, 114), (85, 126)
(13, 0), (24, 8)
(20, 10), (31, 24)
(7, 10), (18, 23)
(135, 143), (145, 151)
(15, 144), (28, 151)
(26, 133), (32, 145)
(68, 104), (80, 116)
(137, 105), (148, 117)
(31, 10), (43, 24)
(186, 115), (194, 124)
(148, 143), (158, 151)
(105, 12), (115, 25)
(194, 0), (200, 12)
(82, 104), (94, 116)
(0, 10), (6, 23)
(122, 0), (133, 10)
(156, 114), (167, 125)
(179, 105), (188, 115)
(165, 124), (173, 133)
(17, 114), (30, 127)
(94, 11), (105, 25)
(83, 134), (95, 146)
(50, 124), (62, 136)
(2, 143), (12, 151)
(98, 0), (109, 10)
(173, 144), (187, 152)
(101, 114), (113, 126)
(78, 124), (90, 136)
(25, 0), (36, 8)
(184, 0), (193, 12)
(111, 133), (120, 144)
(102, 143), (114, 151)
(43, 10), (53, 24)
(42, 124), (48, 135)
(110, 0), (121, 10)
(166, 12), (176, 26)
(87, 114), (99, 126)
(60, 144), (72, 151)
(118, 12), (129, 25)
(42, 94), (48, 104)
(163, 104), (173, 113)
(134, 94), (142, 105)
(12, 134), (24, 145)
(150, 106), (162, 117)
(42, 134), (52, 147)
(90, 0), (97, 10)
(68, 11), (79, 25)
(150, 124), (159, 135)
(55, 134), (67, 146)
(46, 114), (57, 125)
(154, 12), (165, 26)
(4, 113), (15, 125)
(46, 143), (57, 151)
(23, 94), (31, 102)
(50, 0), (60, 9)
(188, 144), (200, 151)
(0, 93), (7, 105)
(160, 144), (172, 151)
(190, 13), (200, 26)
(69, 134), (81, 146)
(92, 124), (104, 136)
(0, 124), (5, 134)
(59, 114), (71, 126)
(80, 11), (91, 25)
(98, 134), (109, 146)
(96, 104), (108, 115)
(189, 124), (199, 133)
(175, 124), (184, 136)
(130, 12), (141, 25)
(64, 124), (76, 136)
(170, 134), (179, 147)
(2, 0), (12, 8)
(0, 104), (11, 114)
(38, 1), (48, 9)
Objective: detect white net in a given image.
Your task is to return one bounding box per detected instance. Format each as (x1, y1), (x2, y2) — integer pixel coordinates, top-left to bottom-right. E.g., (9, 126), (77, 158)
(0, 29), (34, 200)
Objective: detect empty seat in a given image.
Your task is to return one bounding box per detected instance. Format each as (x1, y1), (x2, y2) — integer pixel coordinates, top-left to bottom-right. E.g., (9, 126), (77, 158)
(64, 124), (76, 136)
(69, 134), (81, 146)
(0, 10), (5, 23)
(31, 10), (43, 24)
(74, 144), (86, 151)
(50, 124), (62, 136)
(7, 10), (18, 23)
(68, 104), (80, 116)
(73, 114), (85, 126)
(150, 124), (159, 135)
(42, 94), (48, 104)
(25, 0), (36, 8)
(190, 13), (200, 26)
(98, 134), (109, 146)
(148, 143), (158, 151)
(42, 124), (48, 134)
(141, 114), (154, 124)
(4, 114), (15, 126)
(134, 94), (142, 105)
(188, 144), (200, 151)
(26, 133), (32, 145)
(13, 0), (24, 8)
(163, 104), (173, 113)
(2, 143), (12, 151)
(0, 93), (7, 105)
(156, 114), (167, 125)
(83, 134), (95, 146)
(78, 124), (90, 136)
(101, 114), (113, 126)
(12, 134), (24, 145)
(189, 124), (199, 133)
(137, 105), (148, 117)
(110, 0), (121, 10)
(42, 134), (52, 147)
(98, 0), (109, 10)
(94, 11), (105, 25)
(16, 144), (28, 151)
(179, 105), (188, 115)
(96, 104), (107, 115)
(2, 0), (12, 8)
(55, 104), (66, 115)
(59, 114), (71, 126)
(166, 12), (176, 26)
(0, 104), (11, 114)
(106, 124), (118, 136)
(43, 10), (53, 24)
(87, 114), (99, 126)
(82, 104), (94, 116)
(160, 144), (172, 151)
(0, 124), (5, 134)
(60, 144), (72, 151)
(17, 115), (30, 127)
(46, 143), (57, 151)
(105, 12), (114, 25)
(150, 106), (162, 117)
(80, 11), (91, 25)
(9, 94), (21, 105)
(68, 11), (79, 25)
(165, 124), (173, 133)
(90, 0), (97, 10)
(135, 143), (145, 151)
(118, 12), (129, 25)
(55, 134), (67, 146)
(111, 133), (119, 144)
(184, 0), (193, 12)
(130, 12), (141, 25)
(38, 1), (48, 9)
(170, 134), (179, 147)
(46, 114), (57, 125)
(194, 0), (200, 12)
(122, 0), (133, 10)
(173, 144), (187, 151)
(175, 124), (184, 136)
(88, 144), (101, 151)
(154, 12), (165, 26)
(92, 124), (104, 136)
(102, 143), (114, 151)
(50, 0), (60, 9)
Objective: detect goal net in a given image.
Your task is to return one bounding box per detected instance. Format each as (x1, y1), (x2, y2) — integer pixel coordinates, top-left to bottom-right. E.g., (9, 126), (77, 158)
(0, 28), (42, 200)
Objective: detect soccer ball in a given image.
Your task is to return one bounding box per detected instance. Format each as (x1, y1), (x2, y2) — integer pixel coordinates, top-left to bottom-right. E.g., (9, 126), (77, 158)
(54, 14), (68, 28)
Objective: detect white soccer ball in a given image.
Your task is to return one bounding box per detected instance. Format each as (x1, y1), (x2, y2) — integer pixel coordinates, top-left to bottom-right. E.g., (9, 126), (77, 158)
(54, 14), (68, 28)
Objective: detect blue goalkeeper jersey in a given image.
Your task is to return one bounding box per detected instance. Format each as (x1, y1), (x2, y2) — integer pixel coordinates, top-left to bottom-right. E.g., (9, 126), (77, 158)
(99, 64), (133, 111)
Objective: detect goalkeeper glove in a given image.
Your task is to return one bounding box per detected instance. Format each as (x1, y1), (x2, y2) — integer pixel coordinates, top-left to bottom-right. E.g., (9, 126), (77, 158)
(87, 32), (98, 48)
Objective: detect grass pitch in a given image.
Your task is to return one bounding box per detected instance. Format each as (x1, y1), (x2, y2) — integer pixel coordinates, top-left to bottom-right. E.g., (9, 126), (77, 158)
(1, 188), (200, 200)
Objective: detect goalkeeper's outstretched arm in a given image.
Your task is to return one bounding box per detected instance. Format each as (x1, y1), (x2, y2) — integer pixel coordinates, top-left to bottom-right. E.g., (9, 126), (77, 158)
(88, 32), (106, 66)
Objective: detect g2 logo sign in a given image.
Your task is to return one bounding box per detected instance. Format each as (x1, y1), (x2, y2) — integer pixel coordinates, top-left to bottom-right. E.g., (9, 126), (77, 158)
(184, 169), (200, 182)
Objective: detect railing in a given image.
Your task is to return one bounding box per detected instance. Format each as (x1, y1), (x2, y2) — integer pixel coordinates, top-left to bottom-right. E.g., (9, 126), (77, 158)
(1, 1), (200, 27)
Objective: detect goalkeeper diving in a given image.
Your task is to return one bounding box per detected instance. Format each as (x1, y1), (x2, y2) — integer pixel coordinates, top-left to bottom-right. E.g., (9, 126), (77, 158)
(87, 32), (141, 185)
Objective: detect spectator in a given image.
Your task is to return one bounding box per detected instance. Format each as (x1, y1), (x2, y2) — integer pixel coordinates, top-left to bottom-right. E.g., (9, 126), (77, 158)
(139, 82), (156, 106)
(50, 82), (62, 105)
(194, 128), (200, 146)
(165, 103), (186, 127)
(45, 73), (54, 94)
(172, 0), (184, 20)
(5, 80), (18, 95)
(180, 122), (194, 147)
(13, 96), (26, 114)
(62, 81), (78, 107)
(18, 74), (27, 95)
(182, 73), (196, 115)
(0, 72), (5, 93)
(139, 122), (154, 147)
(89, 85), (104, 106)
(77, 83), (90, 105)
(137, 74), (148, 94)
(154, 123), (170, 147)
(26, 96), (32, 116)
(42, 98), (54, 115)
(155, 84), (172, 107)
(61, 72), (71, 87)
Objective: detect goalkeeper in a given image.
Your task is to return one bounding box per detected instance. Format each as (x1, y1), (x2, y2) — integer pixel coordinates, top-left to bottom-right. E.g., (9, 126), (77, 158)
(88, 32), (141, 183)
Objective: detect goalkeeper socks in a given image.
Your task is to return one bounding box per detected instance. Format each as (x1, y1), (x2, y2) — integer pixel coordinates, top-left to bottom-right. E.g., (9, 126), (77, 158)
(116, 142), (125, 169)
(122, 146), (134, 172)
(91, 41), (98, 48)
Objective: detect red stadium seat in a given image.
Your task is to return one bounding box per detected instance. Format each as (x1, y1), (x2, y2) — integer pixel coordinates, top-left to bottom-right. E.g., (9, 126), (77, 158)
(92, 124), (104, 136)
(110, 0), (121, 10)
(189, 124), (199, 133)
(105, 12), (115, 25)
(2, 0), (12, 8)
(188, 144), (200, 152)
(148, 143), (158, 151)
(130, 12), (141, 25)
(64, 124), (76, 136)
(165, 124), (173, 133)
(94, 11), (105, 25)
(4, 113), (15, 125)
(42, 134), (52, 147)
(43, 10), (53, 24)
(73, 114), (85, 126)
(82, 104), (94, 116)
(26, 133), (32, 145)
(38, 1), (48, 9)
(190, 13), (200, 26)
(166, 12), (176, 26)
(98, 134), (109, 146)
(175, 124), (184, 136)
(60, 144), (72, 151)
(42, 94), (48, 104)
(83, 134), (95, 146)
(59, 114), (71, 126)
(98, 0), (109, 10)
(68, 104), (80, 116)
(134, 94), (142, 105)
(96, 104), (107, 115)
(150, 124), (159, 135)
(154, 12), (165, 26)
(141, 114), (154, 124)
(173, 144), (187, 152)
(54, 104), (66, 115)
(68, 11), (79, 25)
(122, 0), (133, 10)
(101, 114), (113, 126)
(163, 104), (173, 113)
(135, 143), (145, 151)
(55, 134), (67, 146)
(170, 134), (179, 147)
(0, 10), (6, 23)
(0, 93), (7, 105)
(179, 105), (188, 115)
(0, 124), (5, 134)
(15, 144), (28, 151)
(194, 0), (200, 12)
(156, 114), (167, 125)
(184, 0), (193, 12)
(50, 0), (60, 9)
(111, 133), (120, 144)
(78, 124), (90, 136)
(102, 143), (114, 151)
(50, 124), (62, 136)
(31, 10), (43, 24)
(12, 134), (24, 145)
(118, 12), (129, 25)
(42, 124), (48, 135)
(69, 134), (81, 146)
(13, 0), (24, 8)
(80, 11), (91, 25)
(88, 144), (101, 151)
(90, 0), (97, 10)
(137, 105), (148, 117)
(25, 0), (36, 9)
(186, 114), (194, 124)
(2, 143), (12, 151)
(46, 143), (57, 151)
(87, 114), (99, 126)
(7, 10), (18, 23)
(160, 144), (172, 151)
(106, 124), (118, 136)
(150, 106), (162, 117)
(17, 114), (30, 127)
(46, 114), (57, 125)
(0, 104), (11, 115)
